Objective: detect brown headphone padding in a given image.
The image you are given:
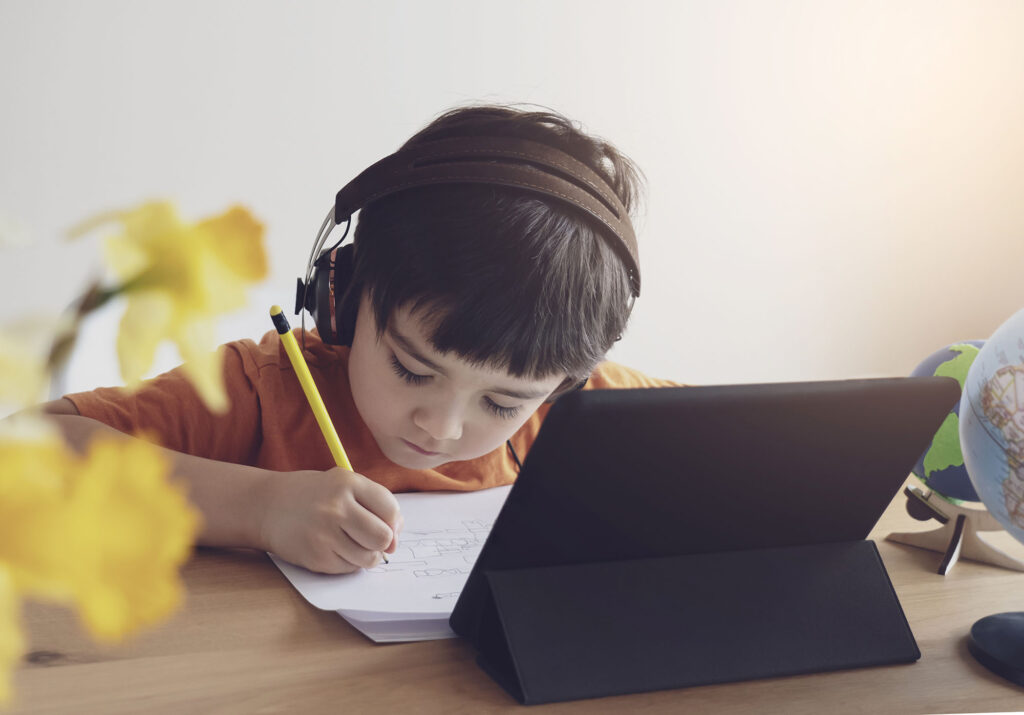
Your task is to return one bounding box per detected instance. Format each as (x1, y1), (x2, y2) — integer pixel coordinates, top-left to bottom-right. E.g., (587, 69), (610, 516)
(333, 136), (640, 297)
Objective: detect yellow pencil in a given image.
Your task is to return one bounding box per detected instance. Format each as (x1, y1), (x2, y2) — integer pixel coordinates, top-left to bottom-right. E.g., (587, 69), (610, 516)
(270, 305), (353, 470)
(270, 305), (389, 563)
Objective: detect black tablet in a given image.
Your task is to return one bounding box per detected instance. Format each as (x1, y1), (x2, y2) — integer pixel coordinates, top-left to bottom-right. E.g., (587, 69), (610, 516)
(450, 376), (959, 640)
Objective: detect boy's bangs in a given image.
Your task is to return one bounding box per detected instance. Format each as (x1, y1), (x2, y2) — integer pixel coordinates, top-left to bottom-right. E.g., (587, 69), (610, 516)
(358, 190), (632, 381)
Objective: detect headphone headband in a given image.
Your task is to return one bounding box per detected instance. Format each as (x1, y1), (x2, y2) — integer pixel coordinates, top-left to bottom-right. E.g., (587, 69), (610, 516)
(333, 136), (641, 297)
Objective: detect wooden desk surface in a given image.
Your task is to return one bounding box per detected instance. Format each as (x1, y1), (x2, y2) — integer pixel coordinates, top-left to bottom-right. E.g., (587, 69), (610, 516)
(11, 483), (1024, 714)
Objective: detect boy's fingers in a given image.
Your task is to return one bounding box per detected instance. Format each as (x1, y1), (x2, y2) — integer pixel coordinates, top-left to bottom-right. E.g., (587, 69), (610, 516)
(332, 528), (385, 570)
(350, 476), (402, 539)
(342, 500), (397, 552)
(317, 550), (360, 575)
(383, 514), (404, 553)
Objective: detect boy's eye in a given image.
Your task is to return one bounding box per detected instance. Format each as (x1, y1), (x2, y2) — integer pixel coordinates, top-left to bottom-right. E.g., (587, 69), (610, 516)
(484, 397), (520, 421)
(390, 354), (430, 385)
(389, 353), (521, 419)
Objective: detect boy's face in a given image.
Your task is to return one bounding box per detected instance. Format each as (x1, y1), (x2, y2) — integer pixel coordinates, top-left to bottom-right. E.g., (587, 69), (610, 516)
(348, 295), (566, 470)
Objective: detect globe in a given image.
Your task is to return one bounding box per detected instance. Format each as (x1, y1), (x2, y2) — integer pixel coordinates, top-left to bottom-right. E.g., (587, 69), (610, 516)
(911, 342), (984, 503)
(960, 314), (1024, 544)
(958, 306), (1024, 686)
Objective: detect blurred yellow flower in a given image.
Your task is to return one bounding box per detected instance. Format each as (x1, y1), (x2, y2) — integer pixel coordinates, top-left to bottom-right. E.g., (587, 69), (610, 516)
(0, 567), (24, 705)
(72, 201), (267, 413)
(0, 320), (58, 410)
(0, 338), (46, 410)
(65, 437), (199, 642)
(0, 430), (70, 705)
(0, 198), (244, 701)
(0, 431), (199, 647)
(0, 433), (75, 601)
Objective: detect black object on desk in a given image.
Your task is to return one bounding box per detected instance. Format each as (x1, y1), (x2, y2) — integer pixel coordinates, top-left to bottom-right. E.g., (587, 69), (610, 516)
(450, 377), (960, 705)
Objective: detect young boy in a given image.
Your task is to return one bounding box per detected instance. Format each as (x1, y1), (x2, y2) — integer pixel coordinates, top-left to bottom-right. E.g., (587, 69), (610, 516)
(42, 104), (675, 575)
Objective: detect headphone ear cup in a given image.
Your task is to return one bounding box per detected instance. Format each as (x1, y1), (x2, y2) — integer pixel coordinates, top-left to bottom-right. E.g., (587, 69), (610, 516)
(332, 244), (359, 347)
(304, 251), (337, 343)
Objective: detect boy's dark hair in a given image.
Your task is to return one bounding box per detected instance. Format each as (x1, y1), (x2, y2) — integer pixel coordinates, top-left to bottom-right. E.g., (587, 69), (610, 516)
(350, 104), (645, 390)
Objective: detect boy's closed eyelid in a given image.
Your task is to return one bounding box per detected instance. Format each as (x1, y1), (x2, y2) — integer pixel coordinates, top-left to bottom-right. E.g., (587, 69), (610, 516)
(484, 396), (521, 420)
(389, 353), (431, 385)
(391, 352), (424, 374)
(387, 329), (447, 377)
(388, 342), (438, 377)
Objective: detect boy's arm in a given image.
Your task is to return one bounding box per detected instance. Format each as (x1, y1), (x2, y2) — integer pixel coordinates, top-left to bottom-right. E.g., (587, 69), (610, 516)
(43, 397), (270, 550)
(38, 398), (401, 573)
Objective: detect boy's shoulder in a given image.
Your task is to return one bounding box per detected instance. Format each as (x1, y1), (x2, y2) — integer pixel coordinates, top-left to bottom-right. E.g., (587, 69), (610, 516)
(232, 327), (350, 374)
(586, 361), (683, 390)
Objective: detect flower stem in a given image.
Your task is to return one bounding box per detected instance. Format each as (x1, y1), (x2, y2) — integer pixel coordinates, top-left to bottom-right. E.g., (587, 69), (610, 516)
(45, 281), (121, 374)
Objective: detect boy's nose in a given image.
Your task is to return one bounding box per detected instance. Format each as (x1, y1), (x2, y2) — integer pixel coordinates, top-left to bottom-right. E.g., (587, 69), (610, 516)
(412, 403), (463, 443)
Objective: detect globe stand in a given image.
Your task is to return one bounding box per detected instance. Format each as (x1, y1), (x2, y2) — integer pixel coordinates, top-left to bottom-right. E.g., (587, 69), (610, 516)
(885, 485), (1024, 575)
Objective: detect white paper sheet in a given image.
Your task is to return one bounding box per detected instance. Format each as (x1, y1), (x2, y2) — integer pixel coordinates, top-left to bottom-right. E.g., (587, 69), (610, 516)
(270, 485), (511, 616)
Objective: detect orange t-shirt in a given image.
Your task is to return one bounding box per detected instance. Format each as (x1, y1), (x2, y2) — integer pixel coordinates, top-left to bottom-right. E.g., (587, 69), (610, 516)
(65, 329), (678, 492)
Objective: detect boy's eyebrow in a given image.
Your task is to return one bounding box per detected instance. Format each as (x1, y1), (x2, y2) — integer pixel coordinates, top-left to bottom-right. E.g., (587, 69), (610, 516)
(387, 327), (550, 400)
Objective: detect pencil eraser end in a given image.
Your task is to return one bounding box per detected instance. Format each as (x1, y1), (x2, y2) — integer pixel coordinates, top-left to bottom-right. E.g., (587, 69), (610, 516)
(270, 306), (291, 334)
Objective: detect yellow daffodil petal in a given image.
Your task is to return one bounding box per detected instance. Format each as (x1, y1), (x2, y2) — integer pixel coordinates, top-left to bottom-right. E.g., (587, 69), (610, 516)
(0, 316), (66, 409)
(0, 335), (47, 409)
(116, 293), (174, 387)
(174, 321), (228, 414)
(0, 436), (76, 601)
(0, 567), (25, 705)
(115, 201), (181, 245)
(198, 206), (267, 282)
(66, 208), (124, 240)
(89, 200), (267, 413)
(104, 203), (192, 293)
(193, 241), (245, 314)
(66, 437), (198, 642)
(68, 202), (180, 245)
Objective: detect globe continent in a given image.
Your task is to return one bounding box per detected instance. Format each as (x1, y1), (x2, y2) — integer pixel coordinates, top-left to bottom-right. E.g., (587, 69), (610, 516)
(911, 341), (984, 502)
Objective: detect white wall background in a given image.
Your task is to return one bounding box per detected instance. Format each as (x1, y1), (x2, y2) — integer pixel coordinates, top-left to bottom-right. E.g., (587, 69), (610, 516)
(2, 0), (1024, 404)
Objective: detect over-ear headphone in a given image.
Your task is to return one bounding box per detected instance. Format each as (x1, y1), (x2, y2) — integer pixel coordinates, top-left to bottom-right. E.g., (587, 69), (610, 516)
(294, 135), (641, 347)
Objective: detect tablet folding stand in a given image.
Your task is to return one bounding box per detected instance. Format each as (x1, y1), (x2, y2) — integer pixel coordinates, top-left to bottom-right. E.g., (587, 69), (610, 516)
(470, 541), (920, 705)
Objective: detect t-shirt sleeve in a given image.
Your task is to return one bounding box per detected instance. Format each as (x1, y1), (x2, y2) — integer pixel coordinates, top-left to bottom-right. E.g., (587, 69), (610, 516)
(64, 342), (263, 465)
(585, 360), (685, 389)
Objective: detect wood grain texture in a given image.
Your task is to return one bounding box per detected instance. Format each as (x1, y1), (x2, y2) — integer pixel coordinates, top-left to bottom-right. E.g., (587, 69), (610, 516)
(10, 480), (1024, 714)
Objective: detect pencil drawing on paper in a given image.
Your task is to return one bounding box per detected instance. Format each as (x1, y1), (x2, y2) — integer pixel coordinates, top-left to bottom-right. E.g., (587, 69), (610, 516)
(366, 518), (494, 577)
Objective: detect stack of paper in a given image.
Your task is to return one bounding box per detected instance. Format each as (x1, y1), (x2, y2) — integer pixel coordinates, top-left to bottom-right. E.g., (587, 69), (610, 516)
(270, 485), (511, 642)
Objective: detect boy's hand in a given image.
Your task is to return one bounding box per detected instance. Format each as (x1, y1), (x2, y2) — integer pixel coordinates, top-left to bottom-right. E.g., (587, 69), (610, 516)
(259, 468), (403, 574)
